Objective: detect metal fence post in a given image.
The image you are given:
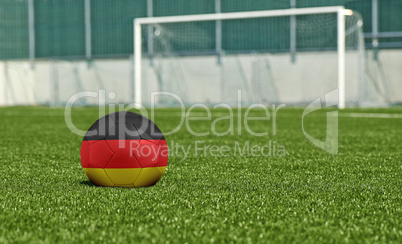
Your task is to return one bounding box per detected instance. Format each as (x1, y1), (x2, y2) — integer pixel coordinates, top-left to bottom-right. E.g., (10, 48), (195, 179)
(372, 0), (378, 60)
(147, 0), (153, 65)
(28, 0), (35, 69)
(290, 0), (296, 63)
(85, 0), (92, 60)
(215, 0), (224, 101)
(215, 0), (222, 64)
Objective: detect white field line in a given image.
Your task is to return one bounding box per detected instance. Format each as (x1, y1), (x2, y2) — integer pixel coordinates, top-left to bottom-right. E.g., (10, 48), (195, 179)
(341, 113), (402, 119)
(155, 112), (402, 118)
(1, 111), (66, 116)
(154, 112), (402, 118)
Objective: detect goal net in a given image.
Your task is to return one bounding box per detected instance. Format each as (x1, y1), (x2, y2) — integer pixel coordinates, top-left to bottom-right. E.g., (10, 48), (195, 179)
(134, 6), (387, 108)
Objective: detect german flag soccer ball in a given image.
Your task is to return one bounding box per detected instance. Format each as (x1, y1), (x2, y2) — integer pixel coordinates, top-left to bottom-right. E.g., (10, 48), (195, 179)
(80, 111), (168, 187)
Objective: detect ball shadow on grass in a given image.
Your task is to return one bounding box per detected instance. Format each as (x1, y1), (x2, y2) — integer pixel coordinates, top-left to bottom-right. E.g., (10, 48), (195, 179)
(79, 180), (95, 187)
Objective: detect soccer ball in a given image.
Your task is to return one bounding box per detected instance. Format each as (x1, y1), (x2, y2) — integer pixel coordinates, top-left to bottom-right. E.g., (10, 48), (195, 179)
(80, 111), (168, 187)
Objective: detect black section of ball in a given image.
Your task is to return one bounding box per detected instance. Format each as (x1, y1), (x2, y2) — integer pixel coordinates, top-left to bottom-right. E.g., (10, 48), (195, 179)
(83, 111), (165, 141)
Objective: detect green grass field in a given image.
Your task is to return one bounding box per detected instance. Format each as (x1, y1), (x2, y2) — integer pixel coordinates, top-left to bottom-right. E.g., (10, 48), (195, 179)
(0, 106), (401, 243)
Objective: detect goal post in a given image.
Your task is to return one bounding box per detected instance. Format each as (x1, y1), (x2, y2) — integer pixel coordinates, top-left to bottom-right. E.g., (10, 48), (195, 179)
(133, 6), (355, 108)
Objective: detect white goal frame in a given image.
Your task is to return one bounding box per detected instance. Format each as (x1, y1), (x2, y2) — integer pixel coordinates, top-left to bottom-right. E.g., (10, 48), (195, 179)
(133, 6), (353, 109)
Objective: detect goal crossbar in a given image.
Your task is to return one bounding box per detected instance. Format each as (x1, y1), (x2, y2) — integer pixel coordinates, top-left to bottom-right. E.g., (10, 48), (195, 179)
(133, 6), (353, 108)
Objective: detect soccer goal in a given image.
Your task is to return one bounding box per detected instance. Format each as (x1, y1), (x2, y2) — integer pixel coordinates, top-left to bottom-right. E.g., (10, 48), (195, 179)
(133, 6), (384, 108)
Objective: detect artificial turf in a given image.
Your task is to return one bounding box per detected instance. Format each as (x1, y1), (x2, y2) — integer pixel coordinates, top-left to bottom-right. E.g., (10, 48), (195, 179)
(0, 106), (401, 243)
